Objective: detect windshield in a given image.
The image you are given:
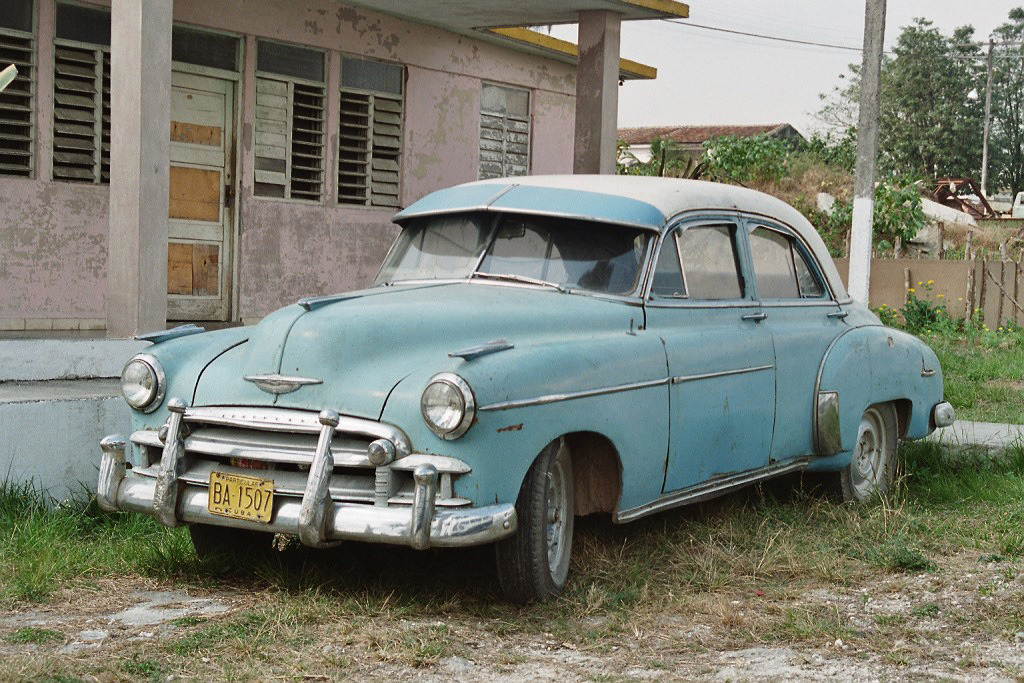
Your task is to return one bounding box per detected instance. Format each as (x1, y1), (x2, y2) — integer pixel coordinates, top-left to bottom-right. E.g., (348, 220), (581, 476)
(376, 211), (652, 295)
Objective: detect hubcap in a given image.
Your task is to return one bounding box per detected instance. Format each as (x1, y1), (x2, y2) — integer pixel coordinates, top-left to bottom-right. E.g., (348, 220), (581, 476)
(545, 459), (569, 574)
(851, 407), (890, 498)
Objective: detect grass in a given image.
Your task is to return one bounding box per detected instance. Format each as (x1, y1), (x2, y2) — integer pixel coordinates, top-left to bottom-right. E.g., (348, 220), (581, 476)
(2, 441), (1024, 680)
(926, 333), (1024, 424)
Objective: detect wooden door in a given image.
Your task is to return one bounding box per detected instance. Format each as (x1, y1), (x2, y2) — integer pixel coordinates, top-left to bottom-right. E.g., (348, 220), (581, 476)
(167, 72), (234, 321)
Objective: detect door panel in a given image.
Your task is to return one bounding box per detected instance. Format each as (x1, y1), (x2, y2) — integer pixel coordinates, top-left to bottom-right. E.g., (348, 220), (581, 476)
(646, 219), (777, 493)
(745, 221), (846, 461)
(167, 71), (234, 321)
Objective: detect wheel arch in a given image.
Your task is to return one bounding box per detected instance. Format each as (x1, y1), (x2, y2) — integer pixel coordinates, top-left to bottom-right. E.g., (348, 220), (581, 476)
(562, 431), (623, 516)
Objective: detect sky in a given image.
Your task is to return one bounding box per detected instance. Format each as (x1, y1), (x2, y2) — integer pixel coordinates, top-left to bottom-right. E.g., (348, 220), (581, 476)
(550, 1), (1023, 135)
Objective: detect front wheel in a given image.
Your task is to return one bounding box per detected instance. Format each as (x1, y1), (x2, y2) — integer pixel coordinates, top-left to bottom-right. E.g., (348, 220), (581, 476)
(495, 439), (574, 603)
(840, 402), (899, 501)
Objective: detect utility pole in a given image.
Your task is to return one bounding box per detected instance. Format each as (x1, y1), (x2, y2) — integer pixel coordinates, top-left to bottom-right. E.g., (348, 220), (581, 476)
(981, 38), (994, 198)
(848, 0), (887, 304)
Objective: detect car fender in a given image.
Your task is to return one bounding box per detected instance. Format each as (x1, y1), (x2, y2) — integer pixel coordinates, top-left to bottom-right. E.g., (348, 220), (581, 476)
(814, 324), (944, 458)
(380, 331), (670, 513)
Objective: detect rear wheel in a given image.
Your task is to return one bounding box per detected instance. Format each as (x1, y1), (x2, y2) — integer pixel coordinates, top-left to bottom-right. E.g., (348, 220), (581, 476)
(495, 439), (574, 603)
(839, 402), (899, 501)
(188, 524), (274, 561)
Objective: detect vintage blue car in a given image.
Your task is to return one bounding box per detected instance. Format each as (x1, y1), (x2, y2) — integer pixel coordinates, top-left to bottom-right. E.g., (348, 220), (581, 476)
(98, 176), (954, 602)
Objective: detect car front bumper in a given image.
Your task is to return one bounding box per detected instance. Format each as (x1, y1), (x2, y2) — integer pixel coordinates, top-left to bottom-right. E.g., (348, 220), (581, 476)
(96, 407), (517, 550)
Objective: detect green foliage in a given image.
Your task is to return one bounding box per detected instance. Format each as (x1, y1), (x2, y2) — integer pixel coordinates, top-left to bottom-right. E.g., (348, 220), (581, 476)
(701, 133), (790, 184)
(799, 132), (857, 172)
(616, 137), (706, 179)
(4, 627), (63, 644)
(991, 9), (1024, 196)
(873, 176), (926, 249)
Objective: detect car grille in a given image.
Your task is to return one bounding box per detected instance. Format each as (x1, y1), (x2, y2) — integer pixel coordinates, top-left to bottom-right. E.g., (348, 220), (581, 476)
(129, 406), (469, 507)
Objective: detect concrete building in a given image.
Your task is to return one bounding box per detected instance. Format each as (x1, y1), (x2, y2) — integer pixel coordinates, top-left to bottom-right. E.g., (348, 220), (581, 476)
(0, 0), (687, 335)
(0, 0), (688, 496)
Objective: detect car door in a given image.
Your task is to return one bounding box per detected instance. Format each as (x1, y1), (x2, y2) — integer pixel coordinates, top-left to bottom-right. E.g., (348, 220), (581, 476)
(743, 219), (848, 462)
(644, 216), (777, 493)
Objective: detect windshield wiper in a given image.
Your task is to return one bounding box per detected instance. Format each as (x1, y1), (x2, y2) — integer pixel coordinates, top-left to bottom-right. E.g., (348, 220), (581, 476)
(471, 272), (568, 292)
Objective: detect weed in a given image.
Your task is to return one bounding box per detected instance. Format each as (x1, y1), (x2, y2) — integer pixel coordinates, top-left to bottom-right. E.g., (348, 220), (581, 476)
(912, 603), (940, 618)
(4, 627), (63, 644)
(120, 654), (163, 680)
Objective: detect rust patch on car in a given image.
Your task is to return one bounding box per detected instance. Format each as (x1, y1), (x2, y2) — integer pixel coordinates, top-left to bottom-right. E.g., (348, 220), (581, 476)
(497, 423), (524, 433)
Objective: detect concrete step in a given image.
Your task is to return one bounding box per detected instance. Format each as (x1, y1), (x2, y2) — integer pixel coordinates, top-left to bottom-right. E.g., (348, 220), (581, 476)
(928, 420), (1024, 452)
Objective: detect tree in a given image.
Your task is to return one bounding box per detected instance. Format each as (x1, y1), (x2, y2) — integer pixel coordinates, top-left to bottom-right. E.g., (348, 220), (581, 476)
(877, 19), (984, 179)
(816, 19), (985, 182)
(990, 9), (1024, 197)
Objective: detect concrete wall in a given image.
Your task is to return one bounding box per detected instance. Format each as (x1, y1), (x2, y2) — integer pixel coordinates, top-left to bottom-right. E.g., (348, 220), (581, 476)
(0, 0), (579, 326)
(834, 257), (1024, 327)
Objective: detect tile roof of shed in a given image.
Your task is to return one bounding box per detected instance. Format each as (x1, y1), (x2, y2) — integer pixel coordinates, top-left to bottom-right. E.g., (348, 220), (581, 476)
(618, 124), (791, 145)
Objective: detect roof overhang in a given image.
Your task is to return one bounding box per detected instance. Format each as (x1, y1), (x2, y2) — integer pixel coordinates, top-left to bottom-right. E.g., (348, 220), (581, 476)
(339, 0), (688, 80)
(339, 0), (688, 28)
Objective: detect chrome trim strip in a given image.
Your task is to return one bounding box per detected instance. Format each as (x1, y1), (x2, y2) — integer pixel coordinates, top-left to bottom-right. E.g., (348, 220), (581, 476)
(181, 406), (412, 458)
(449, 339), (515, 361)
(135, 323), (205, 344)
(670, 364), (774, 385)
(615, 458), (810, 523)
(296, 293), (360, 311)
(243, 373), (323, 395)
(130, 429), (376, 468)
(479, 378), (668, 412)
(390, 453), (472, 475)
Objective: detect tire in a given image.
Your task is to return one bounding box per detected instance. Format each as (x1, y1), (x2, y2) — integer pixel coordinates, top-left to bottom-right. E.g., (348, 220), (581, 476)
(188, 524), (274, 561)
(839, 402), (899, 502)
(495, 439), (575, 604)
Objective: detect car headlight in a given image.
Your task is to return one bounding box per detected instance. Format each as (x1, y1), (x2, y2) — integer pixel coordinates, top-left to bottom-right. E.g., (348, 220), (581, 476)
(421, 373), (475, 440)
(120, 354), (165, 413)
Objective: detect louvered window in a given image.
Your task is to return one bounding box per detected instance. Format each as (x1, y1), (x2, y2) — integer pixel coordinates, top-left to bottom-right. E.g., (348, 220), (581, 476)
(479, 83), (530, 179)
(0, 0), (35, 177)
(338, 56), (403, 208)
(52, 2), (110, 183)
(254, 40), (325, 201)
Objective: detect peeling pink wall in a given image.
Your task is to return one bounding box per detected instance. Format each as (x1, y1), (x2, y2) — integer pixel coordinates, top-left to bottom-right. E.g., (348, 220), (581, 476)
(0, 0), (579, 322)
(0, 179), (109, 318)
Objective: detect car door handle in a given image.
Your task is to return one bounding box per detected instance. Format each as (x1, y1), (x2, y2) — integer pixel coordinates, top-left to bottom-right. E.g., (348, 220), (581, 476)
(827, 311), (849, 319)
(741, 313), (768, 323)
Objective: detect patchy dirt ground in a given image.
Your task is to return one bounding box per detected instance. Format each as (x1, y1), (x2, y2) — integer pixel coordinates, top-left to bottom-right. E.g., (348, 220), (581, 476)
(2, 549), (1024, 682)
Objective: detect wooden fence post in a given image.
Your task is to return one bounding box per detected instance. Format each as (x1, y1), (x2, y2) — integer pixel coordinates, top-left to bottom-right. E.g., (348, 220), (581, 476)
(936, 222), (945, 260)
(965, 250), (976, 320)
(964, 231), (974, 261)
(979, 259), (988, 326)
(997, 260), (1006, 326)
(904, 267), (911, 303)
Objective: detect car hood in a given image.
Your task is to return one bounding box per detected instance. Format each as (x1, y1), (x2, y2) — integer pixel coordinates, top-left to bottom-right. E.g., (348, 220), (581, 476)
(193, 282), (638, 420)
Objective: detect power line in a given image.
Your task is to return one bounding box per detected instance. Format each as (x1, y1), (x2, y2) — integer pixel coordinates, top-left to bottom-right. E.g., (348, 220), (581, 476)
(664, 18), (886, 54)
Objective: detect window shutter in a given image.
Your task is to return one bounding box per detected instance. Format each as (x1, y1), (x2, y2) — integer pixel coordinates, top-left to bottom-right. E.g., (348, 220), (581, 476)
(479, 84), (530, 180)
(289, 82), (324, 201)
(369, 94), (401, 207)
(52, 44), (107, 183)
(338, 57), (404, 208)
(0, 30), (34, 176)
(253, 76), (289, 197)
(337, 91), (370, 203)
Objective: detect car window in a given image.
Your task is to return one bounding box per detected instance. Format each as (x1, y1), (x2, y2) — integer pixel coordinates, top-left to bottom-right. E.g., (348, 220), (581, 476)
(749, 226), (824, 299)
(677, 224), (744, 300)
(650, 235), (686, 298)
(377, 213), (492, 282)
(378, 210), (652, 295)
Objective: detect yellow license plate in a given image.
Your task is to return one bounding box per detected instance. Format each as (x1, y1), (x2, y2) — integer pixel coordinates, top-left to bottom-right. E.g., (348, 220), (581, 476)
(208, 471), (274, 523)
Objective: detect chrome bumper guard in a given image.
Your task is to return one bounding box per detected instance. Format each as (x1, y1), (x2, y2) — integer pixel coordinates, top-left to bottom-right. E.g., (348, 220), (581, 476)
(97, 402), (517, 550)
(932, 401), (956, 429)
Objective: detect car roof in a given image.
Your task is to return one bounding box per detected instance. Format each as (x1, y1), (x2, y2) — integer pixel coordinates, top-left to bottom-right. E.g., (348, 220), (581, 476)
(395, 175), (849, 302)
